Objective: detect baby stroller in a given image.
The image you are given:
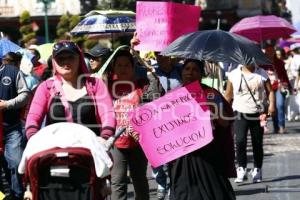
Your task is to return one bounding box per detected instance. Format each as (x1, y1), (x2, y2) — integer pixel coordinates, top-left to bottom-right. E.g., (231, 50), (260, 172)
(19, 123), (125, 200)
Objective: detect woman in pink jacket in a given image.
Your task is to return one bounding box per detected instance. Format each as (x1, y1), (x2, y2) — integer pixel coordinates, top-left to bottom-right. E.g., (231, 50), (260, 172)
(25, 41), (116, 139)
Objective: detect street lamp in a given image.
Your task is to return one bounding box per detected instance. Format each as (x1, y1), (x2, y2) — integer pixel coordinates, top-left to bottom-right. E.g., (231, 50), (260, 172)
(38, 0), (54, 43)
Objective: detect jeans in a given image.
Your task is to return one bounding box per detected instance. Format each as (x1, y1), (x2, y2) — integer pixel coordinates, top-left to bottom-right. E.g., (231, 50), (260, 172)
(152, 166), (167, 190)
(234, 112), (264, 168)
(111, 146), (149, 200)
(3, 123), (24, 198)
(272, 89), (286, 131)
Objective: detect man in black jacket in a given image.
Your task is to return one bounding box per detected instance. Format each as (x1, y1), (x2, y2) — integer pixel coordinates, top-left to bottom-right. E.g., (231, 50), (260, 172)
(0, 57), (30, 200)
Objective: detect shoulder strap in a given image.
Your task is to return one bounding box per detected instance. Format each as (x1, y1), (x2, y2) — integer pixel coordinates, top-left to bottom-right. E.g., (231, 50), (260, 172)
(241, 73), (259, 107)
(45, 79), (55, 109)
(45, 78), (73, 122)
(85, 77), (102, 126)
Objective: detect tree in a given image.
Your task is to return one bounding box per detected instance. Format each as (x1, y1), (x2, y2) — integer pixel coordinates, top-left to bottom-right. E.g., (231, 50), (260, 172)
(79, 0), (98, 14)
(19, 11), (37, 47)
(56, 14), (71, 40)
(55, 13), (86, 47)
(83, 39), (99, 51)
(97, 0), (136, 11)
(69, 15), (86, 46)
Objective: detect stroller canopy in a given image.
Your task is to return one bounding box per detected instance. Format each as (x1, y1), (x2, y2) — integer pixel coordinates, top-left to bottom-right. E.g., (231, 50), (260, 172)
(19, 122), (113, 178)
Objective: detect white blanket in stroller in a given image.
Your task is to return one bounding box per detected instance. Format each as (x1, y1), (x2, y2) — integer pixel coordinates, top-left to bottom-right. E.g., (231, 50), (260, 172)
(18, 122), (113, 178)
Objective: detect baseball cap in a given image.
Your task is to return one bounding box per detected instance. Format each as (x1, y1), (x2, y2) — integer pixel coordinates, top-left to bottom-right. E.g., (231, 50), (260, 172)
(53, 41), (80, 57)
(85, 44), (111, 58)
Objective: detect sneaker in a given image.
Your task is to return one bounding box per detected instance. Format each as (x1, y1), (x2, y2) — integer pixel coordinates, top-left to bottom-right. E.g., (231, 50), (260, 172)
(234, 167), (248, 183)
(157, 189), (166, 200)
(251, 168), (262, 183)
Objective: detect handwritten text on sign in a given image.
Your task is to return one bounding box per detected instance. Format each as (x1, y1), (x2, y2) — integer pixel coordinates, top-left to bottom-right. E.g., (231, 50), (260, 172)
(130, 81), (213, 167)
(135, 1), (201, 51)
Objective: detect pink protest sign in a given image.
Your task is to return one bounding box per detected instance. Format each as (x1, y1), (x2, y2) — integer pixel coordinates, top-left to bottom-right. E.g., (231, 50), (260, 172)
(130, 81), (213, 167)
(135, 1), (201, 51)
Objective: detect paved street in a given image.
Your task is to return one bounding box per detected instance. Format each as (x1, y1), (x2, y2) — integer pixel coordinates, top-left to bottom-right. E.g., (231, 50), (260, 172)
(233, 121), (300, 200)
(127, 121), (300, 200)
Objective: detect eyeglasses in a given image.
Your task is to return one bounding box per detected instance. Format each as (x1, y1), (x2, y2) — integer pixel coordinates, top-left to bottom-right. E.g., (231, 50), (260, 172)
(53, 41), (79, 54)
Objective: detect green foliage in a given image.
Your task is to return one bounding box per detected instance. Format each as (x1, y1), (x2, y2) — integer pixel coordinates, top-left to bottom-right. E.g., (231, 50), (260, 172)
(84, 39), (99, 50)
(55, 13), (85, 45)
(95, 0), (135, 48)
(71, 35), (85, 48)
(97, 0), (189, 10)
(57, 15), (70, 27)
(56, 14), (71, 40)
(113, 0), (136, 11)
(57, 15), (69, 30)
(69, 15), (87, 46)
(69, 15), (81, 30)
(96, 0), (136, 11)
(19, 25), (32, 35)
(19, 10), (37, 44)
(96, 0), (110, 9)
(19, 11), (31, 24)
(56, 28), (68, 37)
(22, 32), (36, 43)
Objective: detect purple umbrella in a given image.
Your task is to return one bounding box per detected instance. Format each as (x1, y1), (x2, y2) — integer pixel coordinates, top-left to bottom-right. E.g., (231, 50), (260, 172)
(278, 37), (300, 48)
(230, 15), (296, 42)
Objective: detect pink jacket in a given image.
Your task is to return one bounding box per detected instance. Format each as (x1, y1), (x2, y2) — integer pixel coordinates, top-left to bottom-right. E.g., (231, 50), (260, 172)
(26, 41), (115, 139)
(25, 77), (116, 139)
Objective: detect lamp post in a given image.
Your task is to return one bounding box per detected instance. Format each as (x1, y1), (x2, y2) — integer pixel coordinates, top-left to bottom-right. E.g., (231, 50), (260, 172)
(38, 0), (54, 43)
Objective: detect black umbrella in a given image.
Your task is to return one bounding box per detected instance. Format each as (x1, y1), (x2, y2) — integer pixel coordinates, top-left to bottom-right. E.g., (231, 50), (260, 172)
(160, 30), (271, 66)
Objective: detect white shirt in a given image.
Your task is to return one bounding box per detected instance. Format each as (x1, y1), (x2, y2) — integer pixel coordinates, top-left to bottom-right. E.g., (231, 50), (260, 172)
(228, 66), (269, 114)
(289, 54), (300, 78)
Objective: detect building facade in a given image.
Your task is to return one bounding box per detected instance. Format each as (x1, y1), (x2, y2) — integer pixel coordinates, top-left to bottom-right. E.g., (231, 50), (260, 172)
(0, 0), (82, 42)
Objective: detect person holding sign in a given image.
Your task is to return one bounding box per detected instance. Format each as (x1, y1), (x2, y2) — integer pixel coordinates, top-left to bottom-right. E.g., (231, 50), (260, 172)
(169, 59), (236, 200)
(108, 49), (164, 200)
(131, 32), (182, 200)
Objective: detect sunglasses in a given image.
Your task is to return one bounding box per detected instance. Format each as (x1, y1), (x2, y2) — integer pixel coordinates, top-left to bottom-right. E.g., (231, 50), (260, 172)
(53, 41), (79, 54)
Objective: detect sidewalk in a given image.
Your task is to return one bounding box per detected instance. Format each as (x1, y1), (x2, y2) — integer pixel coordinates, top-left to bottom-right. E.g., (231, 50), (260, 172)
(127, 121), (300, 200)
(232, 121), (300, 200)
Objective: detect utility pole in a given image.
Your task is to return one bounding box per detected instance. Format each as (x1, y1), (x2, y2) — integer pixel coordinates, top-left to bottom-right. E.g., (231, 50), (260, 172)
(38, 0), (54, 43)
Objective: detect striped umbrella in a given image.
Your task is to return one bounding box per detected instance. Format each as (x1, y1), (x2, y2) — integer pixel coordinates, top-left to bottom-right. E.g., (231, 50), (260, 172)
(71, 10), (135, 36)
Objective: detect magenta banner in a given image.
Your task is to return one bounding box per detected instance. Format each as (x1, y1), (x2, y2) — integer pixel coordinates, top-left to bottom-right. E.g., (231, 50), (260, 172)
(135, 1), (201, 51)
(130, 81), (213, 167)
